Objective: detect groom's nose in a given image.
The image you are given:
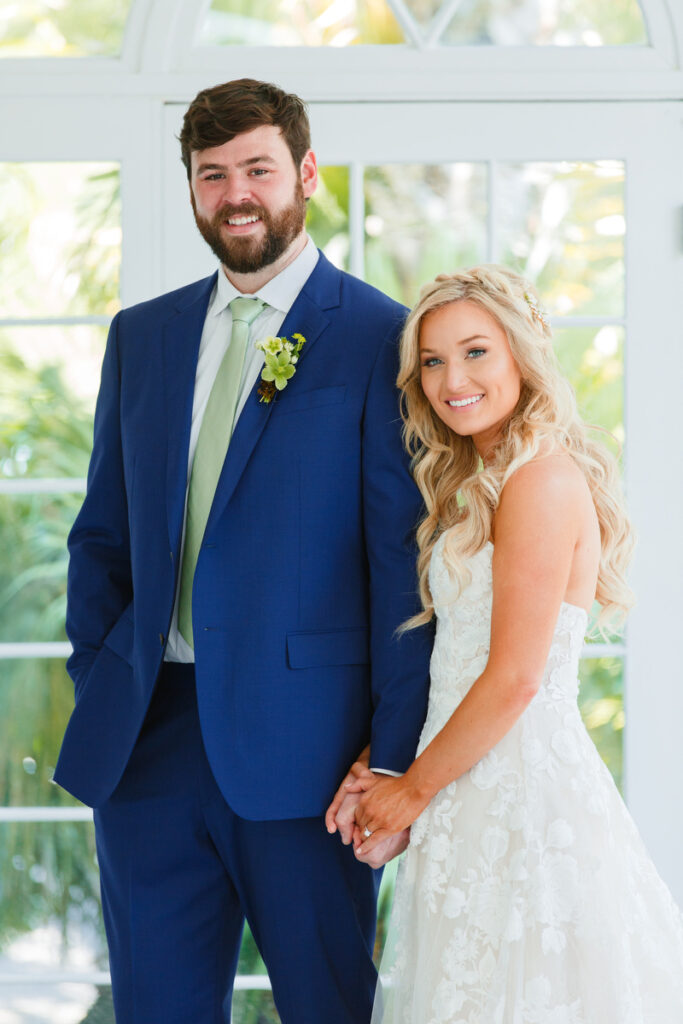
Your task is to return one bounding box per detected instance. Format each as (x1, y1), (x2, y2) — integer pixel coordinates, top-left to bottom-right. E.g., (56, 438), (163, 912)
(219, 173), (254, 206)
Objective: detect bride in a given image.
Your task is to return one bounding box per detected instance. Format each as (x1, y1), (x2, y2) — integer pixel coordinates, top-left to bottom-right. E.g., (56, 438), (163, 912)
(343, 266), (683, 1022)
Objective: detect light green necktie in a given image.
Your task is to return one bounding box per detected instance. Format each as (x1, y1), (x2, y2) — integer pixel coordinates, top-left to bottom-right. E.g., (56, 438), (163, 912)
(178, 295), (265, 647)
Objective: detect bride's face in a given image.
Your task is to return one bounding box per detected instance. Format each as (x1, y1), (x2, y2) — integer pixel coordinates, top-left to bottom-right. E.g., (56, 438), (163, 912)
(419, 299), (522, 458)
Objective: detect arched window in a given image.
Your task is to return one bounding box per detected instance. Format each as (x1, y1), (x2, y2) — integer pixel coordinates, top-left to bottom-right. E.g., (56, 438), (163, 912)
(1, 2), (682, 1017)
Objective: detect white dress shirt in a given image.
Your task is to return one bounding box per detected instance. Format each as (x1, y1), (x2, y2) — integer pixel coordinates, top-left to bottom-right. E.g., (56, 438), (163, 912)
(164, 236), (319, 663)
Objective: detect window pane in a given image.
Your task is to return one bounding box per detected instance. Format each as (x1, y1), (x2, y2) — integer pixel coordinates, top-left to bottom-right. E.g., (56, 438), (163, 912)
(579, 657), (624, 791)
(364, 163), (487, 305)
(0, 326), (100, 480)
(442, 0), (647, 46)
(232, 981), (278, 1022)
(1, 980), (109, 1022)
(0, 163), (120, 318)
(199, 0), (404, 46)
(554, 325), (624, 449)
(0, 495), (79, 643)
(0, 821), (105, 970)
(0, 0), (132, 58)
(306, 166), (350, 271)
(0, 660), (80, 807)
(497, 160), (625, 317)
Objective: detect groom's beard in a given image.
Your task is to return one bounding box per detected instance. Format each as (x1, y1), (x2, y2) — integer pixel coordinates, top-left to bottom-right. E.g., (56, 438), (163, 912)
(191, 181), (307, 274)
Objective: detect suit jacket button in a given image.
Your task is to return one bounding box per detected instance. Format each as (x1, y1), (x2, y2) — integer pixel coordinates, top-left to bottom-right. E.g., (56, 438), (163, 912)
(159, 633), (165, 646)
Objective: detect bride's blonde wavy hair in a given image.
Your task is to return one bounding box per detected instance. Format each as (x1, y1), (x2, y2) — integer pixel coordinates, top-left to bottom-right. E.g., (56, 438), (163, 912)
(399, 265), (634, 635)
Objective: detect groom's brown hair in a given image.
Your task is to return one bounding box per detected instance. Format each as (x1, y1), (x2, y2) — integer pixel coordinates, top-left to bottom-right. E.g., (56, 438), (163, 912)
(179, 78), (311, 179)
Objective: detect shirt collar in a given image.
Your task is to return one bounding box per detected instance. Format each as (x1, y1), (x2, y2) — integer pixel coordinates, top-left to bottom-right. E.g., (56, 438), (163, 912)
(210, 236), (319, 317)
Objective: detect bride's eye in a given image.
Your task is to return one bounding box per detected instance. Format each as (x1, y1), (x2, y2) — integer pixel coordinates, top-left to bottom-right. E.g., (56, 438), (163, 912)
(466, 348), (486, 359)
(421, 357), (443, 367)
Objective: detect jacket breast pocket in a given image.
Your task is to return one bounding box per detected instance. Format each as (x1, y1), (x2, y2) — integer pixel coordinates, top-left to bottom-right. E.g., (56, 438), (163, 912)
(286, 628), (369, 670)
(276, 385), (347, 416)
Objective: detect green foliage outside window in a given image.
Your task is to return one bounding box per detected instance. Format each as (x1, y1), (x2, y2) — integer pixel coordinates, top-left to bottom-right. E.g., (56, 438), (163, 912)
(0, 0), (132, 58)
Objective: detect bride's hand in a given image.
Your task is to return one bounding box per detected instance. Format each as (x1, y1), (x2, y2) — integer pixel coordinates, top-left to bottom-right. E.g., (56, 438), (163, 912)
(347, 774), (431, 857)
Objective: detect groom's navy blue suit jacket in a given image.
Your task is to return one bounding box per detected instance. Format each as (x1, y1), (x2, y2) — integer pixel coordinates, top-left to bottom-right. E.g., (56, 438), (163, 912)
(54, 252), (432, 816)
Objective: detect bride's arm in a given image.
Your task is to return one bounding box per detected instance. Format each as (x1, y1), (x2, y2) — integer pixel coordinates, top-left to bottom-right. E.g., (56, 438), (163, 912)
(352, 456), (585, 856)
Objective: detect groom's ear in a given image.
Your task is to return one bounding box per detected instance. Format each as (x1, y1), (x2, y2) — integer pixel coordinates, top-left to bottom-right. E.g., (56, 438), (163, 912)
(300, 150), (318, 200)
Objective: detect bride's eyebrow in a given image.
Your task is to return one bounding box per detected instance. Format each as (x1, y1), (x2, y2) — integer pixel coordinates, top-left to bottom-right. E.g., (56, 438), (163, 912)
(456, 334), (489, 345)
(420, 335), (489, 354)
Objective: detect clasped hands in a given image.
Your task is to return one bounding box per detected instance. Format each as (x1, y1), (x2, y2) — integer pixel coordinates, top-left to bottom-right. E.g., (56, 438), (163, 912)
(325, 756), (431, 869)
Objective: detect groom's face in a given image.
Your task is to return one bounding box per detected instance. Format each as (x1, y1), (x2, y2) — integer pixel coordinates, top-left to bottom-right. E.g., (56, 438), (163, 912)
(189, 125), (317, 274)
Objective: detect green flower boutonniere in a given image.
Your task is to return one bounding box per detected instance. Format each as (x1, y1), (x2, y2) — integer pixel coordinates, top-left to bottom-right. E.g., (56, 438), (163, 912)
(255, 333), (307, 404)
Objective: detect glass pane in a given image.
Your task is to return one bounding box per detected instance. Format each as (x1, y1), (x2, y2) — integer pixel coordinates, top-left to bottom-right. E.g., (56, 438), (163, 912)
(0, 326), (100, 480)
(1, 980), (109, 1023)
(364, 163), (487, 306)
(0, 660), (81, 807)
(0, 0), (132, 58)
(232, 977), (278, 1023)
(442, 0), (647, 46)
(554, 325), (624, 449)
(0, 821), (106, 973)
(497, 160), (624, 318)
(0, 163), (120, 318)
(0, 495), (80, 643)
(375, 853), (399, 959)
(200, 0), (404, 46)
(306, 165), (350, 271)
(579, 657), (624, 791)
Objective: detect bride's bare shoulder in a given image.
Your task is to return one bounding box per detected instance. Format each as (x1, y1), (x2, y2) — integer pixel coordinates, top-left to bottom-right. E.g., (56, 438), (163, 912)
(494, 451), (590, 540)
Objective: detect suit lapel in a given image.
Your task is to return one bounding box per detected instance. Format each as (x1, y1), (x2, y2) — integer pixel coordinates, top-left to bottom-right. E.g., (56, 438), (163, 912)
(203, 253), (341, 539)
(162, 274), (216, 552)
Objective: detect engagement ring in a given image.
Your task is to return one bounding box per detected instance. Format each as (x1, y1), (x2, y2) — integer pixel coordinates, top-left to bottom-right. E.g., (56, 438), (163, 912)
(363, 828), (372, 839)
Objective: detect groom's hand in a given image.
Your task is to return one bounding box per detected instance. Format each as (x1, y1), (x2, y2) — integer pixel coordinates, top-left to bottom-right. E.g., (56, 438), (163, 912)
(352, 827), (410, 868)
(325, 748), (372, 844)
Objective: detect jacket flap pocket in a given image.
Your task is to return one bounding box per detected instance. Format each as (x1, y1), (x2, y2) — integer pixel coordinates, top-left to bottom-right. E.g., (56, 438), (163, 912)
(277, 385), (347, 416)
(286, 628), (369, 669)
(102, 603), (134, 666)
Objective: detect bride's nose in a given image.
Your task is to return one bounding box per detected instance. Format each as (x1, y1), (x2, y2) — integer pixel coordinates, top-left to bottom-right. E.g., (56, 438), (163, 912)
(444, 360), (470, 391)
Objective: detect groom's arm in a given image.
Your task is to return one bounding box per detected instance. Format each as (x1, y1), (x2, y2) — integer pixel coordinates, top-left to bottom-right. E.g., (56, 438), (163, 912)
(66, 312), (133, 695)
(361, 318), (433, 773)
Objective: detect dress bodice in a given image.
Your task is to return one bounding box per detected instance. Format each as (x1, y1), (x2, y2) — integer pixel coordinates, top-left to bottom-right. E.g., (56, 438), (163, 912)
(419, 535), (589, 762)
(427, 536), (587, 709)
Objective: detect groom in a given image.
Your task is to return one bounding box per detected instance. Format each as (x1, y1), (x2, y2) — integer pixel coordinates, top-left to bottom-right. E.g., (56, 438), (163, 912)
(54, 78), (431, 1023)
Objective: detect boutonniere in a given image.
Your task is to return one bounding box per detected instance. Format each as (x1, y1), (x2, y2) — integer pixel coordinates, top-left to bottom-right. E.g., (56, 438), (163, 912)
(254, 333), (307, 404)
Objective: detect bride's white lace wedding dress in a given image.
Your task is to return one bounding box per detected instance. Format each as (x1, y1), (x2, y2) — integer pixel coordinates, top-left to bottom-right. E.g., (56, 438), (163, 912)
(373, 537), (683, 1024)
